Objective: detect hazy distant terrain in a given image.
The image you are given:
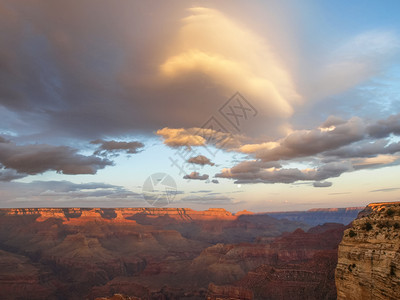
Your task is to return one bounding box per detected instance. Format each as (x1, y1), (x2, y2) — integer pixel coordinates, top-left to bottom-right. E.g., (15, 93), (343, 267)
(265, 207), (363, 226)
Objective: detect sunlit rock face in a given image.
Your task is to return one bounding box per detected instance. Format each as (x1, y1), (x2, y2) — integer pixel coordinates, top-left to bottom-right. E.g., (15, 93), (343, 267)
(335, 202), (400, 300)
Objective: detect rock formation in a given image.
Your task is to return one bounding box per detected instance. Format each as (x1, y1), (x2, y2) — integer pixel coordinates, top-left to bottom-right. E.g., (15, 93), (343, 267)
(0, 207), (351, 299)
(335, 201), (400, 300)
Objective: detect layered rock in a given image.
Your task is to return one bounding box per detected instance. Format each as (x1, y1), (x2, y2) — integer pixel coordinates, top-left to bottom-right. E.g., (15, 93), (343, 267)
(0, 250), (59, 300)
(335, 201), (400, 300)
(192, 223), (347, 299)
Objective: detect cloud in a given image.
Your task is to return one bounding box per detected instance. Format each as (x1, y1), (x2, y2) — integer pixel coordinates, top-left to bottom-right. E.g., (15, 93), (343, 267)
(180, 194), (234, 204)
(156, 128), (205, 148)
(0, 138), (112, 178)
(305, 30), (400, 101)
(91, 139), (144, 156)
(324, 139), (400, 159)
(160, 7), (301, 124)
(156, 127), (242, 149)
(0, 1), (398, 147)
(187, 155), (214, 166)
(0, 180), (143, 207)
(211, 179), (219, 184)
(351, 155), (400, 170)
(239, 113), (400, 162)
(0, 168), (26, 181)
(183, 171), (209, 180)
(241, 117), (365, 162)
(0, 2), (300, 141)
(367, 113), (400, 138)
(370, 187), (400, 193)
(190, 190), (212, 194)
(216, 113), (400, 186)
(313, 181), (332, 188)
(216, 160), (353, 184)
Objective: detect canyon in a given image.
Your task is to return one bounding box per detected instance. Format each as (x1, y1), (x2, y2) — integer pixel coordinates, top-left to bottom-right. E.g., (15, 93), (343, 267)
(0, 206), (363, 299)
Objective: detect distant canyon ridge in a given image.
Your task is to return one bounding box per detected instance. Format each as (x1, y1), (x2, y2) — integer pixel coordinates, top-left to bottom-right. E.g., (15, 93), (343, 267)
(2, 205), (394, 300)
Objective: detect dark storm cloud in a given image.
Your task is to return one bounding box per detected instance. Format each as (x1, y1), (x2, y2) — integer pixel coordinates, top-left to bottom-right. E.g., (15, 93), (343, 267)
(91, 139), (144, 156)
(211, 179), (219, 184)
(183, 172), (209, 180)
(0, 139), (112, 177)
(1, 1), (275, 140)
(187, 155), (215, 166)
(0, 0), (187, 138)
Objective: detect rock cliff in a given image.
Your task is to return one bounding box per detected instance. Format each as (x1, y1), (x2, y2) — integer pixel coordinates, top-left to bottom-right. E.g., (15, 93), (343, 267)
(335, 202), (400, 300)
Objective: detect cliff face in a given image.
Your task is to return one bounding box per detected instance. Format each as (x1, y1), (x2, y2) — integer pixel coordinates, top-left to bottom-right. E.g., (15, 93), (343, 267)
(335, 202), (400, 300)
(1, 207), (235, 221)
(189, 223), (347, 300)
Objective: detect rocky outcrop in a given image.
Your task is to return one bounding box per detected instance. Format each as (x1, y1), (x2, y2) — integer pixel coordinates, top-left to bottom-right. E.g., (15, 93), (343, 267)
(335, 202), (400, 300)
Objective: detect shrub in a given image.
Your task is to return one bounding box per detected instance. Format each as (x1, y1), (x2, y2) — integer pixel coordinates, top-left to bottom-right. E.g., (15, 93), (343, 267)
(365, 222), (373, 231)
(387, 208), (395, 217)
(348, 265), (352, 272)
(349, 230), (357, 237)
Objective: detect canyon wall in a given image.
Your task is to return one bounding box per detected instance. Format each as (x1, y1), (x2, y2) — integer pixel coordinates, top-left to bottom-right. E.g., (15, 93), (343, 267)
(0, 207), (352, 299)
(335, 202), (400, 300)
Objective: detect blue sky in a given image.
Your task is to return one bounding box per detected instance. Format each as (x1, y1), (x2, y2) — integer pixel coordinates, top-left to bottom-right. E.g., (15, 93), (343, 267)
(0, 0), (399, 211)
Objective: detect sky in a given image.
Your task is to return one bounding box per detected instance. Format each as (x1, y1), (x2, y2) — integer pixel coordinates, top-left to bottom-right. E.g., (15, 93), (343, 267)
(0, 0), (400, 211)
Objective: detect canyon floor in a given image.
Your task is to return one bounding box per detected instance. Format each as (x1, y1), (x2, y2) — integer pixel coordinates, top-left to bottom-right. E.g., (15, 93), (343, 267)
(0, 207), (362, 300)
